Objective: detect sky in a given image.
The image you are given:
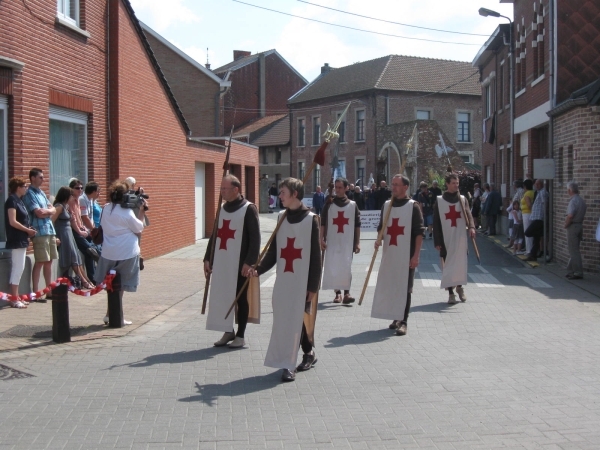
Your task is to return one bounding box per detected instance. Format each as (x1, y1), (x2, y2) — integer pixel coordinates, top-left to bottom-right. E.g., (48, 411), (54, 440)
(129, 0), (514, 82)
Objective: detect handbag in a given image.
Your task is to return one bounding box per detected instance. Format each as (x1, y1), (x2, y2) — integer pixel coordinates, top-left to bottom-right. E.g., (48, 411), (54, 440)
(91, 226), (103, 245)
(91, 206), (104, 245)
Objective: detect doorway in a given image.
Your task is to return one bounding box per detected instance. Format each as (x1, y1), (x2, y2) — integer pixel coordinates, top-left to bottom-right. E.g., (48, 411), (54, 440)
(195, 162), (205, 240)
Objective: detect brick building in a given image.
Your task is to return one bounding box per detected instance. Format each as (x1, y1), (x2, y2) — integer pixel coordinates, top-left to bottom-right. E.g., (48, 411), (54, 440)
(213, 50), (307, 132)
(473, 0), (600, 272)
(288, 56), (482, 193)
(233, 114), (291, 187)
(0, 0), (258, 287)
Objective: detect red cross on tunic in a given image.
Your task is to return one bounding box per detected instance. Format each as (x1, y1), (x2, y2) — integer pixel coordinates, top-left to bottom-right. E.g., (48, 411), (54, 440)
(332, 211), (349, 233)
(280, 237), (302, 273)
(444, 205), (462, 227)
(217, 219), (236, 250)
(386, 218), (405, 246)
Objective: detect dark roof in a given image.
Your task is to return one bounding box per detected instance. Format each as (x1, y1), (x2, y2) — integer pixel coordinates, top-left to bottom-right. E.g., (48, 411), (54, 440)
(289, 55), (480, 104)
(233, 114), (287, 136)
(252, 116), (289, 147)
(213, 50), (308, 84)
(548, 77), (600, 117)
(472, 24), (511, 68)
(122, 0), (190, 135)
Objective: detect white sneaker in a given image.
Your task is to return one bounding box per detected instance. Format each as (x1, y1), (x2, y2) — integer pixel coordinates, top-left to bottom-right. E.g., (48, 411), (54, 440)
(103, 316), (109, 325)
(448, 294), (458, 304)
(214, 331), (236, 347)
(124, 319), (132, 325)
(228, 337), (245, 348)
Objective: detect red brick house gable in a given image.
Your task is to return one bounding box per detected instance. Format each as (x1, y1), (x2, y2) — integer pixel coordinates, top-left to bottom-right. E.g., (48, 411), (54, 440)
(140, 21), (231, 137)
(213, 50), (307, 132)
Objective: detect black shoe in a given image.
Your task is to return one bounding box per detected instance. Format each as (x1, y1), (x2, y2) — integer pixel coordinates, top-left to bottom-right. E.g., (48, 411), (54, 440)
(525, 254), (538, 262)
(566, 274), (583, 280)
(297, 351), (317, 371)
(342, 295), (355, 304)
(395, 323), (407, 336)
(86, 247), (100, 262)
(389, 320), (398, 329)
(281, 369), (296, 382)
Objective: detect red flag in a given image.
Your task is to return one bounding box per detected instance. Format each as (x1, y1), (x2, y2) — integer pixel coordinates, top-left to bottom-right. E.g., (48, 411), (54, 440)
(313, 142), (327, 167)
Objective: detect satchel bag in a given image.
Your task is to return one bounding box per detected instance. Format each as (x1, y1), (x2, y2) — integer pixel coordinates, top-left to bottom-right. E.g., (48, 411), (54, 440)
(91, 226), (103, 245)
(91, 206), (104, 245)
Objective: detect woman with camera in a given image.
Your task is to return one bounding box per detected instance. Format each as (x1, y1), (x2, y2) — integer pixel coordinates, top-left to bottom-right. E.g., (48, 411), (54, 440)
(96, 180), (147, 325)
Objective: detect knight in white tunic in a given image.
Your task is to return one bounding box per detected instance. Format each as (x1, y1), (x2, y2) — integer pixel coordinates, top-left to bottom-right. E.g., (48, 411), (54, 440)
(204, 175), (261, 349)
(372, 175), (424, 336)
(320, 177), (361, 304)
(432, 173), (476, 304)
(252, 178), (322, 383)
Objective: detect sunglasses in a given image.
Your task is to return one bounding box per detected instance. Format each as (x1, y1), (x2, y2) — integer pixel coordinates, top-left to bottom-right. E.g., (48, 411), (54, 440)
(74, 186), (83, 190)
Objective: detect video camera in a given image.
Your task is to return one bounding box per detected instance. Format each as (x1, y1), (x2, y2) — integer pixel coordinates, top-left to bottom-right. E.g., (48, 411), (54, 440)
(121, 188), (149, 210)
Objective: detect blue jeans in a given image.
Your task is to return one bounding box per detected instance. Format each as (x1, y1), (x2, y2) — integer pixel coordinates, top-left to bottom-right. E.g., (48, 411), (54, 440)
(73, 233), (100, 280)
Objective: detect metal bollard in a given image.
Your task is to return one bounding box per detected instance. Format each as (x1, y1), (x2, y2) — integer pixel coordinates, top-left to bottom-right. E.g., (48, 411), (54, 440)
(107, 273), (124, 328)
(51, 283), (71, 343)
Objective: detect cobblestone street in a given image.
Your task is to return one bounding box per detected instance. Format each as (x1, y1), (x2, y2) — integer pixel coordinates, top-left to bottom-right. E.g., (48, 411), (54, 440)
(1, 214), (600, 449)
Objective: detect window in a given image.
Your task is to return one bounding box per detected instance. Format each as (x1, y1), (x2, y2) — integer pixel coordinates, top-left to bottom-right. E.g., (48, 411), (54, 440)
(49, 107), (88, 196)
(275, 147), (281, 164)
(57, 0), (79, 27)
(356, 158), (365, 185)
(458, 152), (474, 164)
(457, 112), (471, 142)
(261, 148), (268, 164)
(355, 110), (365, 141)
(297, 118), (305, 146)
(313, 164), (320, 191)
(485, 85), (492, 118)
(416, 110), (430, 120)
(499, 62), (505, 108)
(0, 97), (7, 245)
(337, 112), (346, 142)
(298, 161), (305, 180)
(461, 155), (471, 163)
(312, 116), (320, 146)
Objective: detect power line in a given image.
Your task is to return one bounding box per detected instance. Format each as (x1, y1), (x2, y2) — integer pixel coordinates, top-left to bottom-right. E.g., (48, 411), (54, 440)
(232, 1), (482, 46)
(298, 0), (489, 37)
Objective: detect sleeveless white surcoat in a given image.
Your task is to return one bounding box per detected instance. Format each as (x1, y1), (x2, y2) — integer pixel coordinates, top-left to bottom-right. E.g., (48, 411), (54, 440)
(371, 200), (413, 320)
(321, 201), (356, 290)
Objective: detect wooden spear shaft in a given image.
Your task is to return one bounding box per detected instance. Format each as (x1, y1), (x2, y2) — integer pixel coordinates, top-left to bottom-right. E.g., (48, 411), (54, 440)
(358, 200), (393, 305)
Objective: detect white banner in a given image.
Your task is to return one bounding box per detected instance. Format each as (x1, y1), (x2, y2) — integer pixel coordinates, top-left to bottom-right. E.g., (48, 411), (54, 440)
(360, 210), (381, 230)
(303, 198), (313, 208)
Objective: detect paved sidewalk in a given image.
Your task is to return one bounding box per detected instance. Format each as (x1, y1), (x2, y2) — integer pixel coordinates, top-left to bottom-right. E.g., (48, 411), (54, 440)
(2, 216), (600, 448)
(0, 214), (280, 353)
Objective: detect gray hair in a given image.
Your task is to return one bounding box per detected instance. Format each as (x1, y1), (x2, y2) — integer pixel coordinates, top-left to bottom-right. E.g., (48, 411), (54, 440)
(567, 180), (579, 194)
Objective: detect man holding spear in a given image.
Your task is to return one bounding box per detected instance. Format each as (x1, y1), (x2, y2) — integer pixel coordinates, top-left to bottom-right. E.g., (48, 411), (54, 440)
(432, 172), (476, 304)
(370, 174), (424, 336)
(203, 174), (260, 348)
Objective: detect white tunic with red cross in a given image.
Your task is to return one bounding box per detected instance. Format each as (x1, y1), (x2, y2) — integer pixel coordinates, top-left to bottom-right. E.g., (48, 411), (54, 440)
(321, 201), (356, 290)
(371, 200), (413, 320)
(437, 195), (468, 289)
(265, 211), (314, 371)
(206, 202), (249, 332)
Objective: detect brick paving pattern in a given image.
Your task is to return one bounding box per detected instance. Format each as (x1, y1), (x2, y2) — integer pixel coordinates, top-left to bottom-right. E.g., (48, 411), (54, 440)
(1, 214), (600, 449)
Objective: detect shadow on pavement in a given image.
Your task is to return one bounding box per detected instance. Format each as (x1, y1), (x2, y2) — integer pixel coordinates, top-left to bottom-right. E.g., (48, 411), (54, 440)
(324, 328), (392, 348)
(106, 347), (221, 370)
(180, 377), (281, 406)
(410, 302), (459, 314)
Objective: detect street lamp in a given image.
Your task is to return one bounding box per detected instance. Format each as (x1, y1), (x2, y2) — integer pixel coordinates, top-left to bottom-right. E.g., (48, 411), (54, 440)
(478, 6), (514, 194)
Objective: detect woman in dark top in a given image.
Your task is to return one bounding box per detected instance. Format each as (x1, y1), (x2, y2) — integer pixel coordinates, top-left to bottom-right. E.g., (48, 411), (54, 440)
(4, 177), (37, 307)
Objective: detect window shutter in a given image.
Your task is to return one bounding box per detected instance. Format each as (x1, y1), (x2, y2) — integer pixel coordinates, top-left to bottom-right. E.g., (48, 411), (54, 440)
(49, 105), (88, 124)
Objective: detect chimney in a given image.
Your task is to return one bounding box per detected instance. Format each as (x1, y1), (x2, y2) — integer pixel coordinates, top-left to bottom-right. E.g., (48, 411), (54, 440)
(233, 50), (251, 61)
(321, 63), (331, 74)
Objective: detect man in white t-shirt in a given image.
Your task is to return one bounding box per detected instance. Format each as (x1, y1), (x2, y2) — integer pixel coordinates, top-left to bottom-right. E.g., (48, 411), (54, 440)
(80, 181), (100, 231)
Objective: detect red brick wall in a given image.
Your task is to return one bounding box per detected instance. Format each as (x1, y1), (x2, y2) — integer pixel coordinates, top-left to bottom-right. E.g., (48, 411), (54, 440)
(0, 0), (108, 189)
(144, 32), (221, 137)
(112, 0), (258, 258)
(223, 52), (306, 133)
(552, 106), (600, 273)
